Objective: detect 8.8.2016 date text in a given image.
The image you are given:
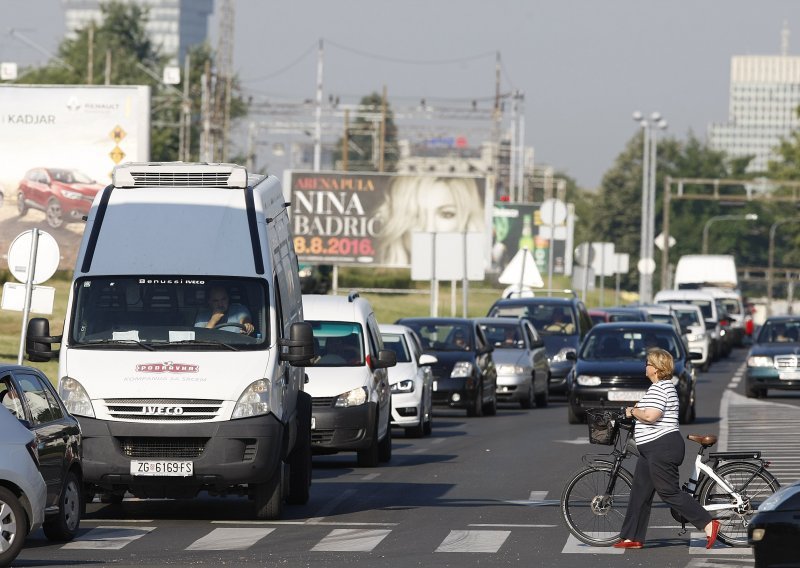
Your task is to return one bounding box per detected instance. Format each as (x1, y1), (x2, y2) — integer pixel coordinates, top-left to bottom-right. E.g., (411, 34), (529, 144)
(293, 236), (375, 257)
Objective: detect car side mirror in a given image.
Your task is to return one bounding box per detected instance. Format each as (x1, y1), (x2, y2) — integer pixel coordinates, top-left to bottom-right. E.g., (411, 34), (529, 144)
(566, 351), (577, 361)
(418, 353), (437, 366)
(279, 322), (316, 366)
(373, 349), (397, 369)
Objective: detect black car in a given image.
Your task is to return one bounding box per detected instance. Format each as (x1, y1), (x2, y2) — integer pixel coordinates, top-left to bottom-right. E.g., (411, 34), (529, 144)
(748, 479), (800, 567)
(0, 365), (83, 540)
(396, 317), (497, 417)
(605, 306), (653, 322)
(745, 315), (800, 398)
(487, 294), (593, 396)
(564, 322), (698, 425)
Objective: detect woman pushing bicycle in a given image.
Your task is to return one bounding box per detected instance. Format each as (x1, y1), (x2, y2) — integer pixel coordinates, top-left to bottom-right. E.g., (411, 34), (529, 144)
(615, 348), (721, 550)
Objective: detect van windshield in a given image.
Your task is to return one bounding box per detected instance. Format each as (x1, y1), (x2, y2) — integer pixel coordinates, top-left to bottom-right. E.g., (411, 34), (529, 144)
(69, 276), (269, 350)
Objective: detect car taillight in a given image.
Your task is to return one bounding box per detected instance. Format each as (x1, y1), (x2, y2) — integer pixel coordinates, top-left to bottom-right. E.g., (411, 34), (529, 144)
(26, 439), (40, 468)
(720, 319), (729, 327)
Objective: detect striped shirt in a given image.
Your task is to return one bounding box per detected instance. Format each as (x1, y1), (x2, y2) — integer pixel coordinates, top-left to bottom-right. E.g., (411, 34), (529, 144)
(634, 379), (680, 445)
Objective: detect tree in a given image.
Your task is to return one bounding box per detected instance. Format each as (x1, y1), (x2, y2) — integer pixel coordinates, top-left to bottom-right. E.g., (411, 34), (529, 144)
(333, 92), (399, 172)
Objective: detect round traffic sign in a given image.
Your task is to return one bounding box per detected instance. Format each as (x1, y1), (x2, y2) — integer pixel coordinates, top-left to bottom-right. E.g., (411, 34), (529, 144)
(540, 198), (568, 226)
(637, 257), (656, 275)
(574, 242), (595, 267)
(7, 230), (60, 284)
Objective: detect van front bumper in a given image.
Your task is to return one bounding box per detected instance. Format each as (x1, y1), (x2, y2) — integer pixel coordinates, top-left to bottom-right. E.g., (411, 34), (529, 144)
(77, 413), (285, 497)
(310, 401), (377, 453)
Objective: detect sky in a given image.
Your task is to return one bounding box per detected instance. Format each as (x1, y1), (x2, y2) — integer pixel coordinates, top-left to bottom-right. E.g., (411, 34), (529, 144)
(3, 0), (800, 190)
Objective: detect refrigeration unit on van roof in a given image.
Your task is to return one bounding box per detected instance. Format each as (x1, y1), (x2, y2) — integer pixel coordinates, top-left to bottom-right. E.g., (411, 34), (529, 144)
(112, 162), (254, 188)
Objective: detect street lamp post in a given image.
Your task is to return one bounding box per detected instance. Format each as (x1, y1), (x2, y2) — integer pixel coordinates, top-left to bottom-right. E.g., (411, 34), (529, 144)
(768, 218), (800, 316)
(701, 213), (758, 255)
(633, 111), (667, 303)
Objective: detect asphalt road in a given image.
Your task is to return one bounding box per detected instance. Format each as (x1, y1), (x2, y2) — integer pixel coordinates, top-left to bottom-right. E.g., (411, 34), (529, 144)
(15, 346), (799, 568)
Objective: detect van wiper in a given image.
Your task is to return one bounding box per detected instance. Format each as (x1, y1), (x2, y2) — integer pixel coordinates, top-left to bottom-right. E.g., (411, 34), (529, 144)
(164, 339), (239, 351)
(82, 339), (155, 351)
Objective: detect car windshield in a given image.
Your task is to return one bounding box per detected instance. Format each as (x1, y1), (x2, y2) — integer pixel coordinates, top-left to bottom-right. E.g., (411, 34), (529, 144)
(721, 299), (742, 315)
(308, 321), (364, 366)
(480, 322), (523, 349)
(581, 330), (681, 360)
(402, 322), (472, 351)
(491, 303), (575, 336)
(381, 333), (412, 363)
(649, 313), (674, 326)
(69, 276), (268, 350)
(50, 168), (94, 184)
(676, 309), (701, 327)
(758, 320), (800, 344)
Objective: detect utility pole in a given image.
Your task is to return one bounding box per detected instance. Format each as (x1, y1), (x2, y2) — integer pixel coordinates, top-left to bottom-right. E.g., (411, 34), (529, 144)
(378, 85), (387, 172)
(87, 24), (94, 84)
(200, 60), (212, 162)
(104, 49), (111, 85)
(493, 52), (502, 191)
(314, 38), (324, 172)
(179, 53), (191, 161)
(342, 108), (349, 171)
(216, 0), (235, 162)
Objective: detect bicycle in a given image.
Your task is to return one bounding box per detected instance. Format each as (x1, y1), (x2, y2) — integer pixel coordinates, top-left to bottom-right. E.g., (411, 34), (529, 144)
(560, 407), (781, 547)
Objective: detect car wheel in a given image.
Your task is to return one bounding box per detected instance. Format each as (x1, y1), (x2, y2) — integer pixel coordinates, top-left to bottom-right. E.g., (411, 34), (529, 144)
(406, 413), (425, 438)
(483, 385), (497, 416)
(567, 403), (583, 424)
(253, 466), (283, 520)
(700, 360), (710, 372)
(534, 377), (549, 408)
(745, 383), (761, 398)
(0, 486), (27, 566)
(46, 198), (64, 228)
(16, 192), (27, 217)
(357, 419), (380, 467)
(520, 381), (534, 409)
(422, 389), (433, 436)
(43, 470), (82, 541)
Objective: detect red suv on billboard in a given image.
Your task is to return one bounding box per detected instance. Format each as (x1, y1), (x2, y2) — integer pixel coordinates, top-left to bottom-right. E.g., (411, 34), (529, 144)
(17, 167), (103, 229)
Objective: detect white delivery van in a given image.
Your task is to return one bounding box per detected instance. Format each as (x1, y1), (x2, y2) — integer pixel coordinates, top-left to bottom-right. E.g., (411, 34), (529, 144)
(26, 162), (316, 519)
(302, 293), (396, 467)
(674, 254), (738, 290)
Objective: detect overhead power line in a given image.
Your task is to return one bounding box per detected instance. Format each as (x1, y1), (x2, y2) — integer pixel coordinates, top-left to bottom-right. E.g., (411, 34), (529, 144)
(324, 38), (497, 66)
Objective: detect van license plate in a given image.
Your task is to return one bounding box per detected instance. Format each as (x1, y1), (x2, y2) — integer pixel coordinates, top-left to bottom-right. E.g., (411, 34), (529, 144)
(130, 460), (193, 477)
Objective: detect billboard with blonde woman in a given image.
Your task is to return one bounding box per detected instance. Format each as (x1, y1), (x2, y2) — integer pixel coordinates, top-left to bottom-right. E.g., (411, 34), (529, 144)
(285, 171), (492, 268)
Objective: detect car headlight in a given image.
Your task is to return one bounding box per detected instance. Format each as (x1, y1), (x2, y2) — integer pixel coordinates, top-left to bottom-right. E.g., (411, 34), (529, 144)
(496, 364), (526, 374)
(687, 333), (705, 342)
(59, 376), (94, 417)
(232, 379), (271, 419)
(451, 361), (473, 378)
(61, 190), (83, 200)
(576, 375), (600, 386)
(391, 379), (415, 393)
(335, 386), (368, 407)
(747, 355), (773, 367)
(750, 528), (765, 541)
(551, 348), (575, 364)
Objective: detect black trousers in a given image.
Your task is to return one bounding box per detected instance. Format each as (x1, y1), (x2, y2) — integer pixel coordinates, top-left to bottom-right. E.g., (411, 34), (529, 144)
(620, 431), (712, 542)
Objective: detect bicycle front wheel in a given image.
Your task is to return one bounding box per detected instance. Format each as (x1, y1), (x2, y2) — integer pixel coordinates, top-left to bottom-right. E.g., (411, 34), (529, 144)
(561, 463), (634, 546)
(698, 461), (780, 547)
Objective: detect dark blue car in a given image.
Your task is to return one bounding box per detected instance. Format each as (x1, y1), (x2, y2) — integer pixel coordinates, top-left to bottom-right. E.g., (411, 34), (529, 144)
(745, 315), (800, 398)
(395, 317), (497, 417)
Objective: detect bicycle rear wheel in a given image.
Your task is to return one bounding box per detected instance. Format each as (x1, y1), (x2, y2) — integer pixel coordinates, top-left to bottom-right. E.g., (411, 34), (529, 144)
(698, 461), (780, 547)
(561, 463), (634, 546)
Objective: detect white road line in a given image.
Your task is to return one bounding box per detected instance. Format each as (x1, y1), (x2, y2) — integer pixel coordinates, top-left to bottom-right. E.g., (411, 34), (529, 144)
(361, 473), (380, 480)
(430, 438), (446, 445)
(310, 528), (391, 552)
(561, 534), (623, 554)
(81, 519), (154, 523)
(306, 488), (357, 523)
(62, 526), (156, 550)
(469, 523), (557, 528)
(211, 520), (397, 527)
(435, 530), (510, 553)
(529, 490), (549, 501)
(186, 527), (274, 550)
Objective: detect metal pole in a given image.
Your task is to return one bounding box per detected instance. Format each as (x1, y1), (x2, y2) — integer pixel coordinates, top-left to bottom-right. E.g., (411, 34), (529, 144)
(768, 222), (777, 316)
(18, 229), (39, 365)
(462, 231), (469, 317)
(701, 218), (713, 255)
(638, 124), (649, 301)
(313, 38), (323, 172)
(645, 125), (658, 303)
(547, 198), (555, 291)
(509, 91), (518, 201)
(660, 176), (671, 291)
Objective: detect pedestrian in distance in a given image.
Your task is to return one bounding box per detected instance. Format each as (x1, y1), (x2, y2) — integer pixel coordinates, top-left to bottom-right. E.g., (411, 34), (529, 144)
(615, 348), (720, 550)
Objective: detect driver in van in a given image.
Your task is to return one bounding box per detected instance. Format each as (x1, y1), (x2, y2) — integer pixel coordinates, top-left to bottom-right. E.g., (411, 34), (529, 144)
(195, 285), (254, 335)
(544, 308), (575, 334)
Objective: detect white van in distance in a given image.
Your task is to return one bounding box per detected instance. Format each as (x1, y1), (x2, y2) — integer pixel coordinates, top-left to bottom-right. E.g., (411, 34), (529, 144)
(27, 162), (315, 519)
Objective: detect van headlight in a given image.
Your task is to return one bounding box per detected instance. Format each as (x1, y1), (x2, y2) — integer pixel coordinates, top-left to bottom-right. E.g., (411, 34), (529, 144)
(391, 379), (415, 394)
(451, 361), (473, 378)
(59, 376), (94, 417)
(232, 379), (271, 419)
(335, 386), (368, 407)
(747, 355), (773, 367)
(576, 375), (601, 386)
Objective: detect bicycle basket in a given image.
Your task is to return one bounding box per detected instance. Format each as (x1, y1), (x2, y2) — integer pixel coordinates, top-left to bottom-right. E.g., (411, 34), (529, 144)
(586, 409), (619, 445)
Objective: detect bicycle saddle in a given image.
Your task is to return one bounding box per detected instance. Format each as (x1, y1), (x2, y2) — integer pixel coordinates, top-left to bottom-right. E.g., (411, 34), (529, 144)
(687, 434), (717, 447)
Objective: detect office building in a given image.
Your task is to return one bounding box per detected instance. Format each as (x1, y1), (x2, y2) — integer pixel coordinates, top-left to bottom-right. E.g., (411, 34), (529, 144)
(62, 0), (214, 63)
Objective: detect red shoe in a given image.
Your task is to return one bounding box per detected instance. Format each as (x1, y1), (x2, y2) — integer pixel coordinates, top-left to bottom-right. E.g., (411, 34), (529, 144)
(705, 519), (721, 549)
(613, 540), (643, 549)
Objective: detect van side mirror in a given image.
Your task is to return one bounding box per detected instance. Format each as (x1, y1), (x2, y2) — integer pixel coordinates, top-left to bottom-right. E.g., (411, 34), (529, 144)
(279, 322), (316, 366)
(373, 349), (397, 369)
(26, 318), (61, 362)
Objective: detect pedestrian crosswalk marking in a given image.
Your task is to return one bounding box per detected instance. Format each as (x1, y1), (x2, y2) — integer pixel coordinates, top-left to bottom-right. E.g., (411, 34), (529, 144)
(561, 534), (623, 554)
(310, 528), (391, 552)
(435, 530), (510, 553)
(186, 527), (275, 550)
(688, 532), (752, 555)
(62, 526), (156, 550)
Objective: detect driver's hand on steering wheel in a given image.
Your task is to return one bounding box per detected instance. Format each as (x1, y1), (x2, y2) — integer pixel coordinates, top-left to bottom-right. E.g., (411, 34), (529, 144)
(241, 322), (254, 335)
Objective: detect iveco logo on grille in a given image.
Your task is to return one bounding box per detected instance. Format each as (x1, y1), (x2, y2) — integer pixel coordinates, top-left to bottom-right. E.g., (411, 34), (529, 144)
(136, 362), (199, 373)
(142, 405), (184, 415)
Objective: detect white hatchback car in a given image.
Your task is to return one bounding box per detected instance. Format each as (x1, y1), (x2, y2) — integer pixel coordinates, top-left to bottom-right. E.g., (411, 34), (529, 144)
(0, 406), (47, 567)
(380, 324), (437, 437)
